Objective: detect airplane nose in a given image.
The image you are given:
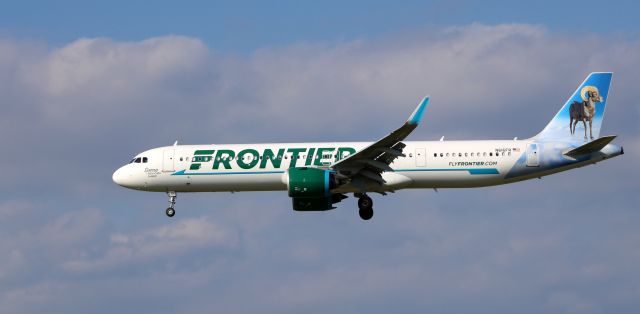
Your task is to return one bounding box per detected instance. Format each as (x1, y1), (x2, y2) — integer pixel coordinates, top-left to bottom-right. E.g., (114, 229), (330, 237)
(112, 166), (131, 187)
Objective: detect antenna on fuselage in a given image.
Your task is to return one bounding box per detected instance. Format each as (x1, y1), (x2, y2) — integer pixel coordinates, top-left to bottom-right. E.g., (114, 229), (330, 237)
(173, 140), (178, 146)
(440, 136), (444, 141)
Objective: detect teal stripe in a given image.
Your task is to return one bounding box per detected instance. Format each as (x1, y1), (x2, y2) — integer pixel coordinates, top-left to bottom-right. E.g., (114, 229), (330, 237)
(324, 170), (330, 197)
(172, 168), (498, 176)
(468, 168), (500, 175)
(172, 170), (285, 176)
(396, 168), (499, 175)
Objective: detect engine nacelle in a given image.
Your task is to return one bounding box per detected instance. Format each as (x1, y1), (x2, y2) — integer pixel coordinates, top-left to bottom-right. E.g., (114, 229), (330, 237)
(286, 167), (344, 211)
(286, 167), (336, 198)
(291, 197), (333, 211)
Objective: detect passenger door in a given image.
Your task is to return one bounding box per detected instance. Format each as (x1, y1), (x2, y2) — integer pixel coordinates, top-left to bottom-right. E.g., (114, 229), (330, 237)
(163, 149), (175, 172)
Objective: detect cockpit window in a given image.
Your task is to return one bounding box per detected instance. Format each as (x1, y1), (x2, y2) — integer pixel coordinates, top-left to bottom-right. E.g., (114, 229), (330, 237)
(130, 158), (136, 164)
(134, 157), (142, 163)
(142, 157), (148, 163)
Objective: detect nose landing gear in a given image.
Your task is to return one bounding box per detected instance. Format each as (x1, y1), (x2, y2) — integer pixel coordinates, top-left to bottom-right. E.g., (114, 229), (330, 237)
(166, 191), (177, 217)
(357, 194), (374, 220)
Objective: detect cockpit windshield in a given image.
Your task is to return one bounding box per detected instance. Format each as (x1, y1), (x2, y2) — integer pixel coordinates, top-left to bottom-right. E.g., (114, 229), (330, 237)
(129, 157), (148, 164)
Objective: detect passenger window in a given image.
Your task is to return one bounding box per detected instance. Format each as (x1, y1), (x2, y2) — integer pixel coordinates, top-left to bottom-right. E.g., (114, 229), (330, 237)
(446, 153), (449, 157)
(483, 152), (487, 157)
(489, 152), (493, 156)
(440, 153), (443, 157)
(465, 153), (468, 157)
(458, 153), (462, 157)
(471, 153), (474, 157)
(433, 153), (437, 157)
(409, 153), (413, 157)
(508, 152), (512, 156)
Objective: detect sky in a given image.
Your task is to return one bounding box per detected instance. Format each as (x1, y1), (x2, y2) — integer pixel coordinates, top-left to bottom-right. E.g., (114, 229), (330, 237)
(0, 1), (639, 313)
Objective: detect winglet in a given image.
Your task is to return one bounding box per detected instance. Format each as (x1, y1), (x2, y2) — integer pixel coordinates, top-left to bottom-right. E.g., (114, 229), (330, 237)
(407, 96), (430, 125)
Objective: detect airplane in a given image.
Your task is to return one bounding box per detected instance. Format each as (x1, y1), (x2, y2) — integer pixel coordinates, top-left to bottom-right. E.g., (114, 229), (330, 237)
(113, 72), (623, 220)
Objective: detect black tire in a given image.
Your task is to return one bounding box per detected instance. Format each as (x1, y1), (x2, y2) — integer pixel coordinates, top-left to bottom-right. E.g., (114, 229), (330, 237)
(166, 207), (175, 217)
(358, 195), (373, 210)
(359, 208), (374, 220)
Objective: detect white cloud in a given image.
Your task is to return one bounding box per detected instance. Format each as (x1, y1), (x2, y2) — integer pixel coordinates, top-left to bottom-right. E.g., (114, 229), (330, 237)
(62, 216), (237, 273)
(2, 23), (638, 151)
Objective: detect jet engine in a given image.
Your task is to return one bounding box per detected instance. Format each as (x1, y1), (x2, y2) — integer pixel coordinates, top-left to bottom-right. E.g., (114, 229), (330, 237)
(285, 167), (346, 211)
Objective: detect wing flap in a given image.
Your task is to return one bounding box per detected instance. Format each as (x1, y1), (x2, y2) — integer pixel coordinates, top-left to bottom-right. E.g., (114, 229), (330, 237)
(354, 159), (394, 172)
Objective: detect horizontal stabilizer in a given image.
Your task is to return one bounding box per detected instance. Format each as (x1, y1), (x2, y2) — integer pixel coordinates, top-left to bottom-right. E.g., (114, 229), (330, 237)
(564, 135), (617, 157)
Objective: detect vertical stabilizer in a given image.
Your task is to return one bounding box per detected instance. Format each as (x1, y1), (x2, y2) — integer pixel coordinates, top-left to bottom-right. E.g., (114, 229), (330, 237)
(535, 72), (612, 142)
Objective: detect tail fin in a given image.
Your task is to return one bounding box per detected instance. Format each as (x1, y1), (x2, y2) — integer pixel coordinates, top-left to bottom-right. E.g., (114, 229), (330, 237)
(535, 72), (613, 142)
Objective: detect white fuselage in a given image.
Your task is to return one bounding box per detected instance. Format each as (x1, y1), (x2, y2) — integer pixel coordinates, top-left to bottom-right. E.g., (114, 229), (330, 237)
(112, 139), (621, 193)
(111, 73), (622, 219)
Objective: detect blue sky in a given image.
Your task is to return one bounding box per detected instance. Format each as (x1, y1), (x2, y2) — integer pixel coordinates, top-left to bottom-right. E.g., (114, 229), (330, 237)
(0, 1), (639, 314)
(2, 0), (638, 51)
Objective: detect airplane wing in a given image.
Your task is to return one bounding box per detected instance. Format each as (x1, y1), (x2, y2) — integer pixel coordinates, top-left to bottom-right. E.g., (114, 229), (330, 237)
(331, 96), (429, 189)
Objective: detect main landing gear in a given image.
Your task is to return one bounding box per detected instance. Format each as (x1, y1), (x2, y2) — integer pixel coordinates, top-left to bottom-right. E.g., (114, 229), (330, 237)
(166, 191), (176, 217)
(357, 194), (374, 220)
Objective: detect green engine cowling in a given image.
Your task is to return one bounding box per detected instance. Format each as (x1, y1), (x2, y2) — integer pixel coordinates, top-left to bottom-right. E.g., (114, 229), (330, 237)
(287, 167), (344, 211)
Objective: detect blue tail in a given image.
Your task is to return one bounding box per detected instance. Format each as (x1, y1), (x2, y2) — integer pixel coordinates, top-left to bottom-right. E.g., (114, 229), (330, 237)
(535, 72), (613, 143)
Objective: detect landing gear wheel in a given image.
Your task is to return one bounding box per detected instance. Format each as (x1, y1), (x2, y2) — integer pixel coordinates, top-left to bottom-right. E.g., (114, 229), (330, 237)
(359, 207), (374, 220)
(166, 191), (177, 218)
(357, 194), (374, 220)
(358, 195), (373, 210)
